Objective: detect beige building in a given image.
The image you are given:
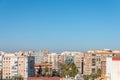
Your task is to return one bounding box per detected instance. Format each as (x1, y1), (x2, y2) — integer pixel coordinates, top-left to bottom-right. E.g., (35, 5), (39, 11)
(2, 53), (35, 80)
(40, 50), (50, 63)
(47, 53), (59, 70)
(47, 52), (84, 72)
(84, 49), (120, 75)
(74, 53), (84, 74)
(2, 54), (17, 79)
(18, 56), (28, 78)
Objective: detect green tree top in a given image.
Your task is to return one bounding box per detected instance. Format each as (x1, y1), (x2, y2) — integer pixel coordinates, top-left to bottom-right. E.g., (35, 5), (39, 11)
(60, 63), (78, 78)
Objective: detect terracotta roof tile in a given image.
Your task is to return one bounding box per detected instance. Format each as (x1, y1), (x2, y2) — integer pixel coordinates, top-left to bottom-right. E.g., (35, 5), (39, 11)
(112, 56), (120, 61)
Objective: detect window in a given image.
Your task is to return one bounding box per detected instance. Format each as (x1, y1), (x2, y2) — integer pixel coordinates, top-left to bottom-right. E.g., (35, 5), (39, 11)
(6, 76), (8, 79)
(92, 68), (95, 73)
(92, 63), (96, 66)
(30, 66), (33, 69)
(92, 54), (96, 56)
(92, 59), (95, 63)
(92, 58), (96, 66)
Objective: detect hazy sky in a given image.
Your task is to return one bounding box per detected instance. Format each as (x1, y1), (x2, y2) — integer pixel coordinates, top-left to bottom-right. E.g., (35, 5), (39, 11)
(0, 0), (120, 52)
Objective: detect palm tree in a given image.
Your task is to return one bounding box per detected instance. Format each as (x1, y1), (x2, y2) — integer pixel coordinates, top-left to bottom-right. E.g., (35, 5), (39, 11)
(69, 63), (78, 77)
(60, 63), (78, 78)
(60, 64), (69, 78)
(44, 66), (49, 76)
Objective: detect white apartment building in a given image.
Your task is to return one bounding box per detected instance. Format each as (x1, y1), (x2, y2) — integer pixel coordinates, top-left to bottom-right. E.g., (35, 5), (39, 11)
(0, 51), (4, 79)
(35, 50), (50, 64)
(106, 56), (120, 80)
(35, 52), (44, 64)
(0, 51), (4, 69)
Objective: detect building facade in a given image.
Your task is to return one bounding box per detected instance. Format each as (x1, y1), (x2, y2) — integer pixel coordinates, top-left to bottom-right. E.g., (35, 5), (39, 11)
(74, 53), (84, 74)
(0, 51), (4, 79)
(48, 53), (59, 70)
(2, 53), (35, 80)
(35, 50), (50, 64)
(84, 49), (120, 75)
(106, 56), (120, 80)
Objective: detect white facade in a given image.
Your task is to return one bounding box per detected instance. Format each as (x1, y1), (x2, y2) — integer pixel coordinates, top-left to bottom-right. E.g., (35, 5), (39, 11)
(0, 56), (2, 69)
(35, 52), (44, 63)
(106, 57), (112, 80)
(0, 51), (4, 69)
(106, 57), (120, 80)
(10, 57), (18, 78)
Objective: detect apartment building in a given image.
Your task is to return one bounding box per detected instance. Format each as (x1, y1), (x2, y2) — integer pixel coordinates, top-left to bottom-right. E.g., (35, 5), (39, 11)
(106, 56), (120, 80)
(2, 53), (35, 80)
(16, 51), (35, 56)
(48, 53), (59, 70)
(61, 51), (84, 74)
(35, 52), (44, 64)
(61, 51), (82, 63)
(0, 51), (4, 79)
(74, 53), (84, 74)
(17, 56), (35, 78)
(47, 52), (83, 72)
(84, 49), (120, 75)
(35, 50), (50, 64)
(40, 50), (50, 63)
(2, 54), (17, 79)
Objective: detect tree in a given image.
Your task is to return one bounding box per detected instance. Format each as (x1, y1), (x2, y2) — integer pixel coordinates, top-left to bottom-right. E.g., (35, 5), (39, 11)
(69, 63), (78, 77)
(96, 69), (102, 77)
(37, 66), (42, 77)
(83, 75), (90, 80)
(52, 69), (60, 77)
(55, 71), (60, 77)
(89, 73), (97, 80)
(60, 63), (70, 78)
(12, 75), (23, 80)
(44, 66), (49, 76)
(83, 69), (102, 80)
(60, 63), (78, 78)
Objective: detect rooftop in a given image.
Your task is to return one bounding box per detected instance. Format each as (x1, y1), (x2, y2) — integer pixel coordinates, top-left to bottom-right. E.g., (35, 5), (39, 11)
(112, 56), (120, 61)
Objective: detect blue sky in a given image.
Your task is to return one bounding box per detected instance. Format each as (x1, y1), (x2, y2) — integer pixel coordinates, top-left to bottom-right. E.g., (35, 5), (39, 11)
(0, 0), (120, 52)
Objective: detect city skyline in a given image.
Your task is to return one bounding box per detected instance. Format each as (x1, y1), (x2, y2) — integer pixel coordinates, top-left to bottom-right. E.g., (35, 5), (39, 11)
(0, 0), (120, 52)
